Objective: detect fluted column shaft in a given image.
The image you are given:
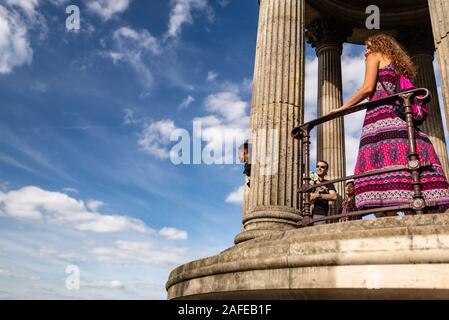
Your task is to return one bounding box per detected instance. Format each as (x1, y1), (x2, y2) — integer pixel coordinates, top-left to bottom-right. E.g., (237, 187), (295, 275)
(306, 17), (351, 212)
(235, 0), (305, 244)
(413, 54), (449, 177)
(316, 46), (345, 208)
(428, 0), (449, 137)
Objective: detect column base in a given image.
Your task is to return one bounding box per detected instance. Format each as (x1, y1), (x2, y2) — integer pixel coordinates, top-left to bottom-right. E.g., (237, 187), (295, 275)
(235, 206), (301, 244)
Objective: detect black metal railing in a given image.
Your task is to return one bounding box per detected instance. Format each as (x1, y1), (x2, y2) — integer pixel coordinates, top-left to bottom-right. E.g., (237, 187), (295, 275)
(291, 88), (433, 227)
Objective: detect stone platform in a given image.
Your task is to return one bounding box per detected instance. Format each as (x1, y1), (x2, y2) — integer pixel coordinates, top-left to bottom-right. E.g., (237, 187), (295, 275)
(167, 213), (449, 300)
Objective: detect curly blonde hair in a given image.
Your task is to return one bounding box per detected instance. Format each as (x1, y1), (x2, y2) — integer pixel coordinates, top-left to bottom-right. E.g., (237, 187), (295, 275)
(366, 34), (417, 78)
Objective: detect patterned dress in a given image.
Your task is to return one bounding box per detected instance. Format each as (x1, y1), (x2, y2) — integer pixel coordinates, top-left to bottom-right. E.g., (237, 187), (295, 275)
(354, 63), (449, 213)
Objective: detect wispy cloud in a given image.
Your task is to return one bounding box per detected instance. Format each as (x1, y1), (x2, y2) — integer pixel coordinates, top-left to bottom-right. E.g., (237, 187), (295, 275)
(218, 0), (231, 7)
(6, 0), (39, 16)
(91, 240), (189, 267)
(178, 95), (195, 109)
(159, 227), (188, 240)
(0, 5), (33, 74)
(104, 26), (161, 91)
(166, 0), (211, 39)
(86, 0), (132, 21)
(0, 153), (39, 175)
(207, 70), (218, 82)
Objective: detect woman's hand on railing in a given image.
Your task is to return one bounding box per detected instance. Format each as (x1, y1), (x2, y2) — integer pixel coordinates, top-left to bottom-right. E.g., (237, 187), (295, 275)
(328, 106), (346, 115)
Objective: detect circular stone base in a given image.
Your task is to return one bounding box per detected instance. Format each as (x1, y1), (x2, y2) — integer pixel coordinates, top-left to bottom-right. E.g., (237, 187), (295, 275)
(167, 213), (449, 300)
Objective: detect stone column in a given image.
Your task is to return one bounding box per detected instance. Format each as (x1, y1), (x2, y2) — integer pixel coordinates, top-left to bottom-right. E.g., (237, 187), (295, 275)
(235, 0), (305, 244)
(428, 0), (449, 137)
(306, 17), (351, 213)
(399, 25), (449, 178)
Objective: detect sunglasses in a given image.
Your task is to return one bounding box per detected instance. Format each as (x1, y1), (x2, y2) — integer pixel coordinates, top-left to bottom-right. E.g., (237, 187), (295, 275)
(316, 165), (327, 169)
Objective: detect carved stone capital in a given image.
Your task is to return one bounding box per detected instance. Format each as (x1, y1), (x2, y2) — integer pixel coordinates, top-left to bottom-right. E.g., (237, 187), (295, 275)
(306, 17), (352, 55)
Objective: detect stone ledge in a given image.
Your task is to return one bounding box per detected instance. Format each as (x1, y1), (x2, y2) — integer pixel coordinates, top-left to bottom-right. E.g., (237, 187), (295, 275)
(167, 213), (449, 299)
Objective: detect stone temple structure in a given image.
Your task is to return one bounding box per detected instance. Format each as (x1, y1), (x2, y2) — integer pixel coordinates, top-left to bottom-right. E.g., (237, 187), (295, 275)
(166, 0), (449, 299)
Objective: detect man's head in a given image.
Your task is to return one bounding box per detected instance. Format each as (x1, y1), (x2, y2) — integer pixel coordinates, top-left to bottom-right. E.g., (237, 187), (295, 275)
(316, 160), (329, 178)
(238, 141), (251, 164)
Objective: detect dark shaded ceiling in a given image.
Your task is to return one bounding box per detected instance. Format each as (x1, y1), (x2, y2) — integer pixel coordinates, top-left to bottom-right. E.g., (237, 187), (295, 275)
(305, 0), (430, 44)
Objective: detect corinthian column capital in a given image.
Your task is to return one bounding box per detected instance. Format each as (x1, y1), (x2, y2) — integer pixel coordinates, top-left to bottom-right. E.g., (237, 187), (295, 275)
(306, 17), (352, 55)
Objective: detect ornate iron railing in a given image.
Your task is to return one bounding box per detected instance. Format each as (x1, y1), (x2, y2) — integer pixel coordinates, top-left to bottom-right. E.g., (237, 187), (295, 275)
(291, 88), (433, 227)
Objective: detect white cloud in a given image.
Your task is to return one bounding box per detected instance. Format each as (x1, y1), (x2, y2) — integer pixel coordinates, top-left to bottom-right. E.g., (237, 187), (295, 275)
(218, 0), (231, 7)
(105, 26), (161, 90)
(138, 119), (178, 159)
(159, 227), (188, 240)
(0, 5), (33, 74)
(167, 0), (209, 38)
(38, 245), (87, 262)
(91, 240), (189, 267)
(47, 0), (70, 6)
(0, 186), (152, 234)
(87, 0), (131, 21)
(123, 108), (142, 125)
(178, 95), (195, 109)
(113, 27), (160, 55)
(6, 0), (39, 16)
(83, 280), (124, 290)
(225, 185), (244, 204)
(191, 79), (250, 164)
(86, 200), (104, 212)
(62, 187), (79, 194)
(204, 91), (248, 122)
(207, 70), (218, 81)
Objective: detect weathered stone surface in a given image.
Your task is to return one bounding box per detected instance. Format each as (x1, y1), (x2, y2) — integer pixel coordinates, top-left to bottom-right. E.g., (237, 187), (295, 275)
(236, 0), (305, 243)
(167, 213), (449, 300)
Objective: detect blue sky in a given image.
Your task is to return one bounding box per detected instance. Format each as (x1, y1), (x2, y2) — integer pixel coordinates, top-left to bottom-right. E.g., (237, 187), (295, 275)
(0, 0), (448, 299)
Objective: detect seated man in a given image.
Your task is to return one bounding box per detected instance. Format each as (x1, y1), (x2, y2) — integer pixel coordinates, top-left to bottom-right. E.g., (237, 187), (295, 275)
(310, 160), (337, 223)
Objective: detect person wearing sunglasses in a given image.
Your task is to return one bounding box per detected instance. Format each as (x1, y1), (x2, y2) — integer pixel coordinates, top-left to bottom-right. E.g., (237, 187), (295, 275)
(310, 160), (337, 223)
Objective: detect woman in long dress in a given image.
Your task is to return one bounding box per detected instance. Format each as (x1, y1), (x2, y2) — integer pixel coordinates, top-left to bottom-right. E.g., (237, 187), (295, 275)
(330, 34), (449, 214)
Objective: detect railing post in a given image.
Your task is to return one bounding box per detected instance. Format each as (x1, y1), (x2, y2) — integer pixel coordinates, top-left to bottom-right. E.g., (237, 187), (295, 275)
(301, 126), (313, 226)
(401, 92), (426, 214)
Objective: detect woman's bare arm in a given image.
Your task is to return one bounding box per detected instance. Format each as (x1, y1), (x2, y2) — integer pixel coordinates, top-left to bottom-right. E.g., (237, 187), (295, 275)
(329, 53), (380, 114)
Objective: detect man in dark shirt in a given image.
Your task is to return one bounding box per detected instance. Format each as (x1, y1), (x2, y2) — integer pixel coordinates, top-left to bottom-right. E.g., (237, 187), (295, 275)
(239, 141), (251, 187)
(310, 160), (337, 223)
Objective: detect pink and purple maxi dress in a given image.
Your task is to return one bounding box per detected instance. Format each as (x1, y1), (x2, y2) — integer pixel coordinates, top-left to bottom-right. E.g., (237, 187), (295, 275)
(354, 63), (449, 213)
